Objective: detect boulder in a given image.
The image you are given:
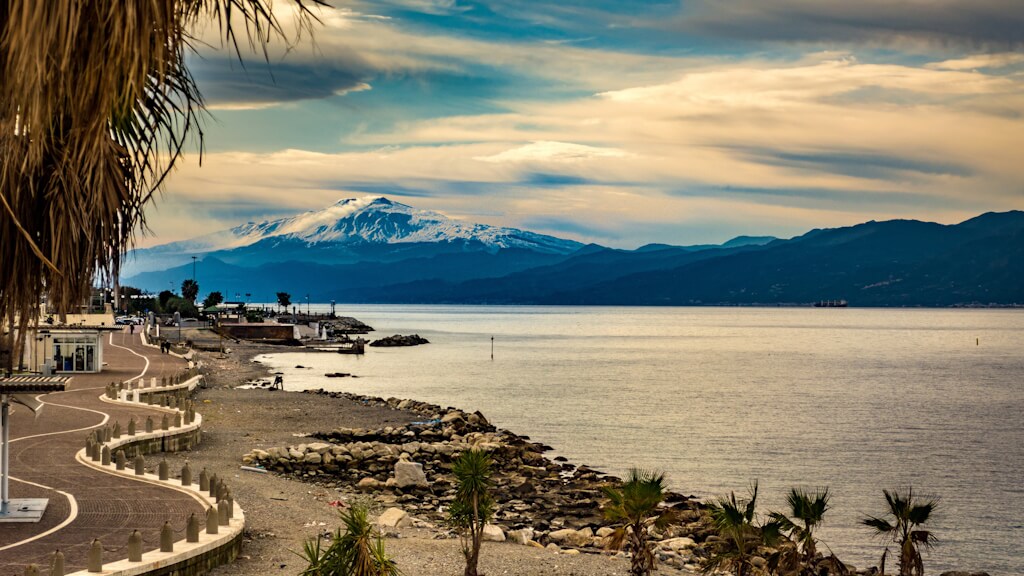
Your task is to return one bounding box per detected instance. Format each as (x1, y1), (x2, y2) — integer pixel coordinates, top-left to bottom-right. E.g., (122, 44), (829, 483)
(548, 528), (592, 547)
(508, 528), (535, 546)
(661, 537), (696, 551)
(482, 524), (506, 542)
(377, 507), (409, 528)
(357, 477), (384, 491)
(596, 526), (616, 538)
(394, 460), (429, 488)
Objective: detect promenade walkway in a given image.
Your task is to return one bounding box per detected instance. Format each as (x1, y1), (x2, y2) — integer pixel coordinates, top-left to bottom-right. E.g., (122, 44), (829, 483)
(0, 330), (208, 574)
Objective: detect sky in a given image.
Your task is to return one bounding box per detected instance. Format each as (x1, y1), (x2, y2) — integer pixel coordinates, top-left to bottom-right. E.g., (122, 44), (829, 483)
(145, 0), (1024, 248)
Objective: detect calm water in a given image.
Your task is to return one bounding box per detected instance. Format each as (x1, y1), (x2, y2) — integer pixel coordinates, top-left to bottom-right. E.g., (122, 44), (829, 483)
(255, 306), (1024, 575)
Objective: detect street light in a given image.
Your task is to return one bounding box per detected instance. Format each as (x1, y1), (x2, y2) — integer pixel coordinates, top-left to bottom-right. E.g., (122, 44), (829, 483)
(305, 294), (310, 316)
(191, 255), (197, 281)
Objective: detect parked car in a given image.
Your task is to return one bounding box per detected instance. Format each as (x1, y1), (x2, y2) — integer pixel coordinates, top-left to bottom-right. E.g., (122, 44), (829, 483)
(115, 316), (144, 325)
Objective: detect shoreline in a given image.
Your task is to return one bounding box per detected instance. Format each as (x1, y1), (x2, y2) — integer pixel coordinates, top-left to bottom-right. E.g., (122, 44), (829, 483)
(186, 335), (704, 575)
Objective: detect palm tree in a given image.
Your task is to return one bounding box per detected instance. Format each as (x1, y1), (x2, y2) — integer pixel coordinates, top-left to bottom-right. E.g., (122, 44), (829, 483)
(447, 449), (495, 576)
(0, 1), (321, 370)
(702, 482), (765, 576)
(862, 488), (939, 576)
(298, 502), (401, 576)
(601, 468), (673, 576)
(181, 279), (199, 304)
(768, 487), (830, 568)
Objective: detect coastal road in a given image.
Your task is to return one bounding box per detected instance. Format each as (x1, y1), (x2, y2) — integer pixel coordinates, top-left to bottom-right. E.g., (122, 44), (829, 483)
(0, 331), (208, 574)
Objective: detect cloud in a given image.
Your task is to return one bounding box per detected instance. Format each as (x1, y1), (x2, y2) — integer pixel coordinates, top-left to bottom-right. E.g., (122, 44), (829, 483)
(676, 0), (1024, 49)
(926, 53), (1024, 70)
(475, 141), (630, 163)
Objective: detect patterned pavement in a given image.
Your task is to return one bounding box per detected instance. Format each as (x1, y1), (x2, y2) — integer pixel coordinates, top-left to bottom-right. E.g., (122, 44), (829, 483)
(0, 330), (208, 574)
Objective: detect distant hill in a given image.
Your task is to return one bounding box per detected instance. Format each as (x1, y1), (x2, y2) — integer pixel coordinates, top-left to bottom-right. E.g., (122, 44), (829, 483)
(124, 201), (1024, 307)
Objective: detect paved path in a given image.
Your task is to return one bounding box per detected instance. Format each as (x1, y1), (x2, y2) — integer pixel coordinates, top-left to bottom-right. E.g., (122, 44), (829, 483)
(0, 331), (208, 574)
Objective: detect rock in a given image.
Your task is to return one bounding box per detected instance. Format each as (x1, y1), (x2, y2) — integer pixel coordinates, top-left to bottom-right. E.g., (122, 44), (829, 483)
(357, 477), (384, 491)
(596, 526), (616, 538)
(303, 452), (322, 464)
(377, 507), (409, 528)
(940, 573), (991, 576)
(548, 528), (592, 547)
(482, 524), (506, 542)
(508, 528), (535, 546)
(394, 460), (429, 488)
(661, 537), (696, 551)
(546, 543), (560, 552)
(751, 556), (767, 569)
(369, 334), (430, 347)
(561, 548), (580, 555)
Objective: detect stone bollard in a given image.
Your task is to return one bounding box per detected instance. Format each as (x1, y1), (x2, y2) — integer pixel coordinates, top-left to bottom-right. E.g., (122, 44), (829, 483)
(101, 445), (111, 466)
(170, 396), (178, 409)
(159, 459), (169, 480)
(160, 521), (174, 552)
(161, 414), (169, 430)
(208, 473), (219, 498)
(181, 462), (193, 486)
(87, 440), (99, 462)
(112, 421), (121, 438)
(23, 564), (39, 576)
(87, 539), (102, 572)
(145, 416), (154, 433)
(187, 408), (195, 424)
(127, 530), (142, 562)
(174, 412), (182, 427)
(94, 429), (104, 444)
(103, 426), (112, 442)
(216, 480), (227, 502)
(128, 419), (136, 436)
(134, 454), (146, 475)
(115, 450), (127, 470)
(218, 499), (229, 525)
(199, 468), (209, 491)
(225, 489), (234, 519)
(146, 393), (154, 405)
(186, 513), (200, 542)
(206, 507), (219, 534)
(161, 376), (167, 387)
(51, 549), (65, 576)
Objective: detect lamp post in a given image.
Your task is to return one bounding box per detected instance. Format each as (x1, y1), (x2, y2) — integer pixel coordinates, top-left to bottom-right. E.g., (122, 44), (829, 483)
(330, 300), (335, 318)
(306, 294), (310, 316)
(191, 255), (197, 281)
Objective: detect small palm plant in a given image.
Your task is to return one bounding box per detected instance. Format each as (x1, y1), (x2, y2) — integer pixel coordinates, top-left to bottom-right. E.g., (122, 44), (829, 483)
(767, 487), (830, 571)
(601, 468), (673, 576)
(448, 449), (495, 576)
(861, 487), (938, 576)
(298, 502), (401, 576)
(702, 482), (766, 576)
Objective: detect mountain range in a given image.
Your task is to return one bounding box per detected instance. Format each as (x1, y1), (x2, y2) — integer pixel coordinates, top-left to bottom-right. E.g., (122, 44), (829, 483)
(124, 197), (1024, 307)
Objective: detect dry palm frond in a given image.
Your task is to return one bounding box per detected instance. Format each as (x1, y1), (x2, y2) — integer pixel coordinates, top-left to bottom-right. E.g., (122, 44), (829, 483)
(0, 0), (322, 370)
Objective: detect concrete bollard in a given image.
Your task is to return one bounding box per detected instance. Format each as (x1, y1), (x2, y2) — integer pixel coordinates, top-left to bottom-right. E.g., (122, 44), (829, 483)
(134, 454), (146, 475)
(161, 376), (167, 387)
(174, 412), (182, 427)
(103, 426), (112, 442)
(51, 549), (65, 576)
(112, 421), (121, 438)
(161, 521), (174, 552)
(218, 499), (230, 525)
(94, 429), (103, 444)
(206, 507), (219, 534)
(226, 489), (234, 519)
(128, 530), (142, 562)
(23, 564), (39, 576)
(208, 473), (219, 497)
(161, 414), (169, 430)
(181, 462), (192, 486)
(87, 539), (102, 572)
(151, 376), (157, 388)
(145, 416), (154, 433)
(115, 450), (127, 470)
(199, 468), (209, 491)
(170, 396), (178, 409)
(146, 393), (154, 405)
(128, 419), (136, 436)
(101, 445), (111, 466)
(186, 513), (200, 542)
(216, 480), (227, 502)
(159, 459), (169, 481)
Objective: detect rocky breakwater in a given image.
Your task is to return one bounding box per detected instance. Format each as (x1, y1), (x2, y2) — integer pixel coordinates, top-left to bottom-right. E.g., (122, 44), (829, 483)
(242, 391), (712, 571)
(369, 334), (429, 347)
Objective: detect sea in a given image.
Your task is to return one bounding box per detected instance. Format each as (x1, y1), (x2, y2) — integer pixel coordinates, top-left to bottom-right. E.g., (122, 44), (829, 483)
(253, 305), (1024, 575)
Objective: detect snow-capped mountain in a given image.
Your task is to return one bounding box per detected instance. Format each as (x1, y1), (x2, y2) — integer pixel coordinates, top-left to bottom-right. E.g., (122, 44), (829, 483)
(124, 197), (582, 276)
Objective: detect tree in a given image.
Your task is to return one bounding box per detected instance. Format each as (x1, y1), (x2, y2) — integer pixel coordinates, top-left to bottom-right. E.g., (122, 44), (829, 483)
(702, 482), (766, 576)
(766, 487), (848, 575)
(601, 469), (674, 576)
(298, 502), (400, 576)
(164, 297), (198, 318)
(158, 290), (176, 310)
(203, 291), (224, 309)
(277, 291), (292, 312)
(0, 1), (321, 371)
(181, 279), (199, 303)
(862, 488), (939, 576)
(448, 449), (495, 576)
